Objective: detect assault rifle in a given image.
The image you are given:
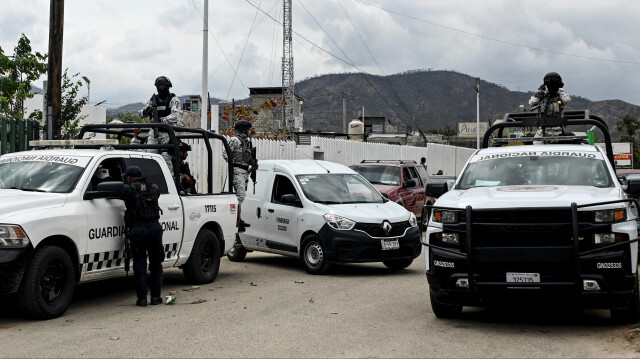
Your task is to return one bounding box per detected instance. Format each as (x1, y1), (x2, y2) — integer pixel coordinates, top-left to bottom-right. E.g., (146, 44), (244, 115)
(124, 233), (132, 276)
(148, 94), (160, 138)
(250, 146), (258, 194)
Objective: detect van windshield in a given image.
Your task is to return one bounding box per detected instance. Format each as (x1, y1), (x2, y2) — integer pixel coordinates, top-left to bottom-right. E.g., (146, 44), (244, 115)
(296, 173), (385, 204)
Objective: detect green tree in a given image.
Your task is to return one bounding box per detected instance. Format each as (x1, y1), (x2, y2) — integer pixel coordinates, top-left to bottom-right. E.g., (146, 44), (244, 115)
(60, 69), (88, 140)
(616, 114), (640, 168)
(0, 34), (47, 121)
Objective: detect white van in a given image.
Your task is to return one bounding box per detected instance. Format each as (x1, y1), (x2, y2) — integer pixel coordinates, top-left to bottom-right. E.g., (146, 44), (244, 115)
(229, 160), (422, 274)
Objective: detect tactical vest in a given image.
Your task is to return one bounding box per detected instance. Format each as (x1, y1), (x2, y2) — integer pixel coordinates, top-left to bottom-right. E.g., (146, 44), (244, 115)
(232, 136), (253, 166)
(152, 93), (175, 118)
(130, 179), (161, 222)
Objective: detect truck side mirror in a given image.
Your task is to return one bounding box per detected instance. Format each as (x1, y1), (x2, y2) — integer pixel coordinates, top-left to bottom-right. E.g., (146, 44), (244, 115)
(403, 179), (416, 188)
(84, 181), (125, 200)
(280, 193), (300, 206)
(625, 179), (640, 198)
(426, 183), (448, 198)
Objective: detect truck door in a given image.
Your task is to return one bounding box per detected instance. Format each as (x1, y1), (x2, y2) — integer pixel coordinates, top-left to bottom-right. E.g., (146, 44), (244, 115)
(124, 157), (184, 266)
(83, 156), (128, 276)
(265, 174), (301, 254)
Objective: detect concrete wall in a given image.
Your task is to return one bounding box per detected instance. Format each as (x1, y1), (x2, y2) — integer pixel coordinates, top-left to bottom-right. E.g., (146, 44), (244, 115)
(23, 94), (107, 138)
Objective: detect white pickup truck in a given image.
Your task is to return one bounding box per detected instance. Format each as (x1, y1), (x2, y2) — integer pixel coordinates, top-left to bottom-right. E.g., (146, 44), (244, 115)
(424, 111), (640, 323)
(0, 123), (237, 319)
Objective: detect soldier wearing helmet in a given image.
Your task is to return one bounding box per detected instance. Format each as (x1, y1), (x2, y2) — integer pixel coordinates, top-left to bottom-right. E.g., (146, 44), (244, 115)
(529, 72), (572, 141)
(178, 141), (197, 194)
(223, 119), (258, 232)
(529, 72), (571, 117)
(137, 76), (182, 171)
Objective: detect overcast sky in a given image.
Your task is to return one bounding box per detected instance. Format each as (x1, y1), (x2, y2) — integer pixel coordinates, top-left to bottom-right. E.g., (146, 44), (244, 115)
(1, 0), (639, 109)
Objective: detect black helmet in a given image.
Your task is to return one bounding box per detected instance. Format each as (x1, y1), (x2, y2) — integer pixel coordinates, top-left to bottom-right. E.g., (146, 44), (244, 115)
(154, 76), (172, 88)
(234, 120), (252, 132)
(543, 72), (563, 88)
(178, 141), (191, 152)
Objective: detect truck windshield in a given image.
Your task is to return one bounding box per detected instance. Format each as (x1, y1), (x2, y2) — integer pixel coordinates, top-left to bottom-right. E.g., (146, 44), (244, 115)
(0, 161), (84, 193)
(351, 165), (401, 185)
(458, 155), (612, 189)
(296, 173), (385, 204)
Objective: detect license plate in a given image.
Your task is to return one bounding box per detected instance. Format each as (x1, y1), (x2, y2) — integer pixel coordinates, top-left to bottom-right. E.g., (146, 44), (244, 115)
(506, 272), (540, 283)
(381, 239), (400, 250)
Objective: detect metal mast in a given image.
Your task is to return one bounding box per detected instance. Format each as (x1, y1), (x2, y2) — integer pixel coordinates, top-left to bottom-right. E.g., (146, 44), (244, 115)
(282, 0), (295, 135)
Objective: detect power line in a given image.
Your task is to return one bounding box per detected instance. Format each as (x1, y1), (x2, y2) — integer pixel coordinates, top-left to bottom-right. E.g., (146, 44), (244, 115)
(226, 0), (263, 100)
(337, 0), (383, 74)
(351, 0), (640, 65)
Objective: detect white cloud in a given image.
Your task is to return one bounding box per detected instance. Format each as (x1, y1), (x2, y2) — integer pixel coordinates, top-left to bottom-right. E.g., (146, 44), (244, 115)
(0, 0), (638, 107)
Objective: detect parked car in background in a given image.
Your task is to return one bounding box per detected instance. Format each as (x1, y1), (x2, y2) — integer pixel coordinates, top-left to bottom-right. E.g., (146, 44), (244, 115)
(351, 160), (434, 230)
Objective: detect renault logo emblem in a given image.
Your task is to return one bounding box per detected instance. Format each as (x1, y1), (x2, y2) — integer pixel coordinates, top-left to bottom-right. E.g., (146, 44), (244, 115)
(382, 221), (392, 235)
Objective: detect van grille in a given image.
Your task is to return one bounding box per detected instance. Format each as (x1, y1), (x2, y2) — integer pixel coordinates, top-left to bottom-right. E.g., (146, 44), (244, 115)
(353, 221), (411, 238)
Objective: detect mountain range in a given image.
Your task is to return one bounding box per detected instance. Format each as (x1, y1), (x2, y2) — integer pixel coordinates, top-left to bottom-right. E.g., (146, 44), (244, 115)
(108, 70), (640, 139)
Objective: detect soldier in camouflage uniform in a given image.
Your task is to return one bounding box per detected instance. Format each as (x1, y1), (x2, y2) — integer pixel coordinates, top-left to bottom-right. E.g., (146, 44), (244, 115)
(529, 72), (572, 140)
(137, 76), (182, 171)
(223, 120), (257, 232)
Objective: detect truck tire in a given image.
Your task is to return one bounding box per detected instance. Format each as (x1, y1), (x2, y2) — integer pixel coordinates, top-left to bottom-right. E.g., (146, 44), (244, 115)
(182, 229), (221, 284)
(610, 279), (640, 324)
(300, 234), (330, 275)
(18, 246), (76, 319)
(227, 245), (247, 262)
(430, 292), (462, 319)
(383, 258), (413, 270)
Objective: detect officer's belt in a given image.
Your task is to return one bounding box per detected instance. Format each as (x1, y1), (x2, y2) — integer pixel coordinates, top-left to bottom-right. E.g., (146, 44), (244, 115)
(232, 163), (249, 170)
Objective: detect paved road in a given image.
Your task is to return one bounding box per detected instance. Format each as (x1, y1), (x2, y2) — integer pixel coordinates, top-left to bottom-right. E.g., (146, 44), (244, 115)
(0, 252), (638, 358)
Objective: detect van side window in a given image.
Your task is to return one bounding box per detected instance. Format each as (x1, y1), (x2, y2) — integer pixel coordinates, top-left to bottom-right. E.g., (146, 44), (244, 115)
(272, 175), (298, 206)
(124, 158), (169, 194)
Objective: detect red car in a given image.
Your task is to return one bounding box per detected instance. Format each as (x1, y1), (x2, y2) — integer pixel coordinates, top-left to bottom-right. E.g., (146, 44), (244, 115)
(351, 160), (434, 229)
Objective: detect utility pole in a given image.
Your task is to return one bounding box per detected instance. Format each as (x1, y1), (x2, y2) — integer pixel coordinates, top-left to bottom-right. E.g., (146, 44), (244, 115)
(47, 0), (64, 140)
(282, 0), (295, 137)
(342, 92), (347, 133)
(475, 77), (480, 149)
(201, 0), (209, 131)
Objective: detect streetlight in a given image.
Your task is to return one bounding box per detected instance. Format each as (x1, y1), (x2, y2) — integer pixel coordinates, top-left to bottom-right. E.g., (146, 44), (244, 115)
(81, 76), (90, 103)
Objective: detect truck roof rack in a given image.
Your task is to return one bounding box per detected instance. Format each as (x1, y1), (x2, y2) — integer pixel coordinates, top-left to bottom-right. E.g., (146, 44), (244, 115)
(360, 160), (418, 164)
(75, 123), (234, 194)
(482, 110), (615, 169)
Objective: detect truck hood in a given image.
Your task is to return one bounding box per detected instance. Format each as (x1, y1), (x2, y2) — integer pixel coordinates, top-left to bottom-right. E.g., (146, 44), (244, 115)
(437, 185), (623, 209)
(312, 201), (410, 223)
(0, 190), (67, 221)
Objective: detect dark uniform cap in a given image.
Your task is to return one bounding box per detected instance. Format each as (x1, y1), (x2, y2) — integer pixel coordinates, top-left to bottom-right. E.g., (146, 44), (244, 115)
(121, 166), (143, 178)
(234, 120), (252, 131)
(178, 141), (192, 152)
(543, 72), (563, 88)
(154, 76), (172, 88)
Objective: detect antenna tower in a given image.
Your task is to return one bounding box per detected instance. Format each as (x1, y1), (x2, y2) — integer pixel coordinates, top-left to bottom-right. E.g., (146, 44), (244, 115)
(282, 0), (295, 136)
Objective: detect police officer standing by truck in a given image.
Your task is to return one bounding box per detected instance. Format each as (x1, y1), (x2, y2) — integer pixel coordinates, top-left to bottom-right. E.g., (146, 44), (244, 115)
(223, 120), (258, 232)
(120, 166), (164, 307)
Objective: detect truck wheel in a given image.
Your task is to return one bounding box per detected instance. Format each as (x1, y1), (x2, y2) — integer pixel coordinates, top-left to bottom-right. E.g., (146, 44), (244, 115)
(430, 292), (462, 319)
(301, 235), (330, 275)
(227, 245), (247, 262)
(18, 246), (76, 319)
(183, 229), (221, 284)
(383, 258), (413, 270)
(611, 279), (640, 324)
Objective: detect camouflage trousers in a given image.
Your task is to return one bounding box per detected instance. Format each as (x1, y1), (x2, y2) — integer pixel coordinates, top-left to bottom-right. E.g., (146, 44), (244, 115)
(232, 167), (249, 204)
